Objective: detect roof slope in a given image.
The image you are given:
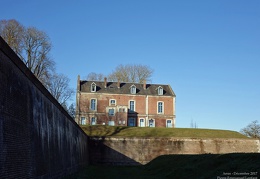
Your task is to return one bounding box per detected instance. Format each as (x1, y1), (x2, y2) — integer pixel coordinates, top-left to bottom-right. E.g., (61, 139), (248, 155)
(79, 80), (176, 96)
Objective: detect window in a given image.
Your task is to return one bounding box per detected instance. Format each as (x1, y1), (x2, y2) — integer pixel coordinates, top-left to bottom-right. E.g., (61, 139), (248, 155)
(91, 117), (96, 125)
(149, 119), (155, 127)
(139, 118), (145, 127)
(158, 102), (163, 114)
(129, 100), (135, 113)
(128, 118), (135, 127)
(119, 108), (126, 112)
(110, 99), (116, 106)
(91, 82), (96, 92)
(108, 109), (115, 116)
(166, 120), (172, 128)
(81, 117), (86, 125)
(90, 99), (96, 110)
(130, 85), (136, 94)
(158, 86), (163, 95)
(108, 121), (115, 126)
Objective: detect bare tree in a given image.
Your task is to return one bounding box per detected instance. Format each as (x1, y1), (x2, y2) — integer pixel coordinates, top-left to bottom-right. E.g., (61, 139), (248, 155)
(108, 64), (153, 83)
(1, 19), (74, 106)
(22, 27), (54, 85)
(240, 120), (260, 139)
(67, 103), (76, 118)
(0, 20), (55, 86)
(86, 72), (105, 81)
(0, 19), (24, 56)
(46, 73), (75, 106)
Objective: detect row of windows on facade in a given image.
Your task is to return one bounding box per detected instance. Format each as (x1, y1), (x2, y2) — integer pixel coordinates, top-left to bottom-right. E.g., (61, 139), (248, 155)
(80, 117), (173, 128)
(90, 99), (165, 114)
(90, 82), (164, 95)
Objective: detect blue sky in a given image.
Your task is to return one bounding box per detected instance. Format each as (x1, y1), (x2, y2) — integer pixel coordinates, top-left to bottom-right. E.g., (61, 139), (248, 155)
(1, 0), (260, 132)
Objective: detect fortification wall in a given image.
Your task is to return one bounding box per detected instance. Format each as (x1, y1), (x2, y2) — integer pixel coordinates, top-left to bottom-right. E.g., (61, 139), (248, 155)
(0, 37), (89, 178)
(89, 137), (260, 165)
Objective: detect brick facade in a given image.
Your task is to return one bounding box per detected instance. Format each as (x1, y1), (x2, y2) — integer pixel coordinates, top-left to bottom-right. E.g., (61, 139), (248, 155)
(76, 76), (176, 128)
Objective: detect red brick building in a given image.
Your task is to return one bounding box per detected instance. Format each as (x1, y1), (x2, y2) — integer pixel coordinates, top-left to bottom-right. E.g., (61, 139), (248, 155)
(75, 76), (176, 127)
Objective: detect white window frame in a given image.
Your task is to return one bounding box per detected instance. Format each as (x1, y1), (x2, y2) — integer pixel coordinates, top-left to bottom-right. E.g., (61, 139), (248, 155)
(158, 86), (163, 95)
(91, 82), (96, 92)
(108, 120), (115, 126)
(139, 118), (145, 127)
(108, 108), (115, 116)
(119, 108), (126, 113)
(81, 117), (86, 125)
(157, 101), (164, 114)
(91, 117), (96, 125)
(130, 85), (136, 94)
(149, 119), (155, 127)
(166, 119), (173, 128)
(110, 99), (116, 106)
(129, 100), (135, 113)
(90, 98), (97, 111)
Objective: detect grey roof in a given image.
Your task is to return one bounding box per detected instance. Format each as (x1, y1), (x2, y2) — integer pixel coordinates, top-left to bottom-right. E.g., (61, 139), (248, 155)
(79, 81), (176, 97)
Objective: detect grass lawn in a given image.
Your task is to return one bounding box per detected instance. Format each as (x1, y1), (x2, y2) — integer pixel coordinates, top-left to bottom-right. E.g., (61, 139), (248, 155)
(80, 125), (248, 138)
(64, 153), (260, 179)
(67, 126), (257, 178)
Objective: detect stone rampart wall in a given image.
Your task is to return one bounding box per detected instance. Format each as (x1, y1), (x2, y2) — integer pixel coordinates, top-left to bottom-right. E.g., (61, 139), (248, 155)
(0, 37), (89, 178)
(89, 137), (260, 165)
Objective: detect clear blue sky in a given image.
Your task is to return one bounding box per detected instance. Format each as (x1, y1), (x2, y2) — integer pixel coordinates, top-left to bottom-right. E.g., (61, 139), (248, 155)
(1, 0), (260, 132)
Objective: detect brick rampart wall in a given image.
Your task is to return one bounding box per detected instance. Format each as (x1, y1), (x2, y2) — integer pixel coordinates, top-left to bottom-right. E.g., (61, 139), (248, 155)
(89, 137), (260, 165)
(0, 37), (89, 178)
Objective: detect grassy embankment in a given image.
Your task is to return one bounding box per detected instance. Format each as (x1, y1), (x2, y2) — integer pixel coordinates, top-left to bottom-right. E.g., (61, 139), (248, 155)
(80, 125), (248, 138)
(65, 126), (258, 178)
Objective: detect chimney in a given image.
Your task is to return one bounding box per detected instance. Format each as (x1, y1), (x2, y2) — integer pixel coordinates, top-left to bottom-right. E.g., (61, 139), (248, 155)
(104, 77), (107, 88)
(143, 80), (146, 90)
(77, 75), (80, 91)
(117, 78), (120, 88)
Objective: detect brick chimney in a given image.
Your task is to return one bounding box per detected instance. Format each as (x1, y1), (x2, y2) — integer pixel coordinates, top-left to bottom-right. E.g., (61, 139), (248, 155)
(77, 75), (80, 91)
(117, 78), (120, 88)
(143, 80), (146, 90)
(104, 77), (107, 88)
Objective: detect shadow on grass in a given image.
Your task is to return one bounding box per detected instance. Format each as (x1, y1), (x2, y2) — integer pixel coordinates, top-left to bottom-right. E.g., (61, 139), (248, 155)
(83, 125), (130, 137)
(107, 126), (129, 137)
(64, 153), (260, 179)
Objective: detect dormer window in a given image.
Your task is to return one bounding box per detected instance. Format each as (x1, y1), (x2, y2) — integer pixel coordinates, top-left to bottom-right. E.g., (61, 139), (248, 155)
(158, 86), (163, 95)
(91, 82), (96, 92)
(130, 85), (136, 94)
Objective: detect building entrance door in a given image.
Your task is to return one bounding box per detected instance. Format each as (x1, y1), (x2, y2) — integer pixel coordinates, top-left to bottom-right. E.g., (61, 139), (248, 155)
(128, 118), (135, 127)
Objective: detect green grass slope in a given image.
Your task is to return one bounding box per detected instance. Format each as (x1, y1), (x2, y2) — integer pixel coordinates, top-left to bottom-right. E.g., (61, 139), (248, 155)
(65, 153), (260, 179)
(145, 153), (260, 178)
(80, 125), (248, 138)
